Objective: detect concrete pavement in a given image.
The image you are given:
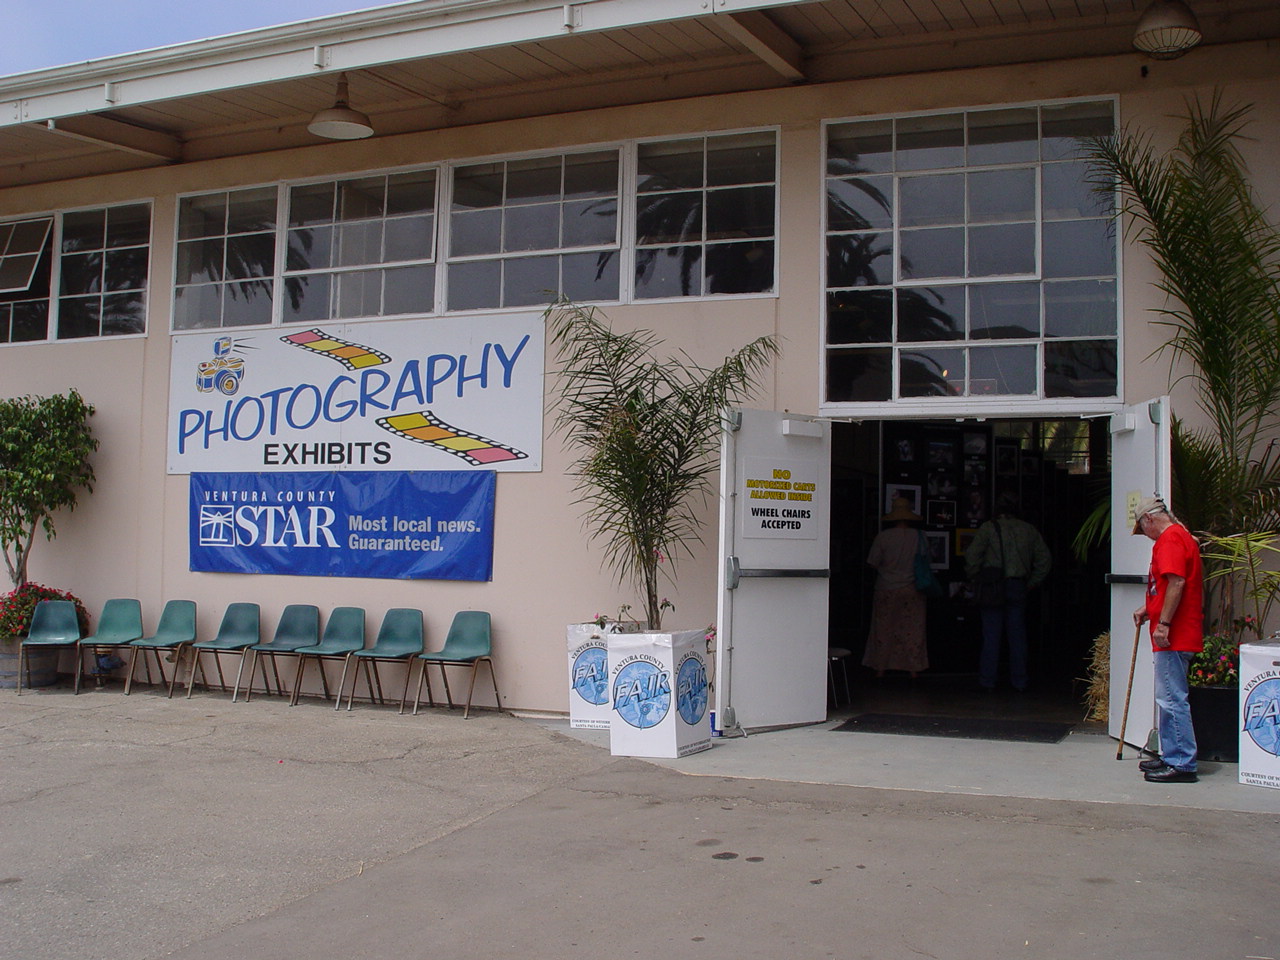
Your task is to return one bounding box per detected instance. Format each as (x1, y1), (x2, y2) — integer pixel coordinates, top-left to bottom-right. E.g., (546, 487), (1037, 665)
(2, 686), (1278, 960)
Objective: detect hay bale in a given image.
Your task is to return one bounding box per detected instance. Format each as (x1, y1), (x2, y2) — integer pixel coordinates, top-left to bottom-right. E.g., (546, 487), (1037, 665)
(1081, 630), (1110, 722)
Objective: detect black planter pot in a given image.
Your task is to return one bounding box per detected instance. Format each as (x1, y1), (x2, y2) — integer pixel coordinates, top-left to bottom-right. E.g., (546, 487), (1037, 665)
(1189, 684), (1239, 762)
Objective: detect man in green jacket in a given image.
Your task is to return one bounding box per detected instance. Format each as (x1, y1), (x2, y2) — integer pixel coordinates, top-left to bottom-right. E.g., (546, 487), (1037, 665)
(965, 493), (1051, 692)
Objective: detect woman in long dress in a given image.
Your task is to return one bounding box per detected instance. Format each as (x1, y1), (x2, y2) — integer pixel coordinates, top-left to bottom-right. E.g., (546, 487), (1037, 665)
(862, 497), (929, 677)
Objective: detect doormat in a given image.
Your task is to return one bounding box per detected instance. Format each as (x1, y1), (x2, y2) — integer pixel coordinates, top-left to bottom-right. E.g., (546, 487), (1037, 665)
(832, 713), (1073, 744)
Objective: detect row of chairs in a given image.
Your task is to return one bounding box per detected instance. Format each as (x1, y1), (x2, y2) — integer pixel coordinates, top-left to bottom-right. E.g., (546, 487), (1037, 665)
(17, 599), (501, 718)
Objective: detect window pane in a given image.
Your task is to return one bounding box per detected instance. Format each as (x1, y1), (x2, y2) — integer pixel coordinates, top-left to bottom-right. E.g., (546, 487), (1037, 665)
(60, 251), (102, 295)
(637, 140), (703, 192)
(1044, 279), (1116, 338)
(448, 259), (501, 311)
(636, 192), (701, 245)
(290, 183), (336, 226)
(564, 152), (618, 199)
(334, 270), (380, 318)
(450, 208), (502, 257)
(827, 120), (893, 175)
(226, 188), (277, 234)
(337, 178), (385, 221)
(899, 174), (964, 227)
(1045, 339), (1117, 397)
(0, 255), (38, 291)
(562, 199), (616, 248)
(706, 241), (773, 294)
(106, 204), (150, 247)
(970, 344), (1036, 395)
(224, 233), (275, 280)
(827, 348), (892, 402)
(970, 282), (1039, 339)
(1043, 219), (1115, 278)
(281, 273), (331, 324)
(386, 171), (436, 216)
(900, 227), (963, 280)
(173, 284), (221, 329)
(383, 263), (435, 315)
(506, 156), (563, 204)
(635, 245), (701, 298)
(12, 301), (48, 341)
(178, 194), (226, 240)
(1043, 160), (1112, 220)
(503, 255), (559, 307)
(968, 168), (1035, 223)
(102, 292), (145, 335)
(969, 223), (1035, 276)
(504, 203), (560, 252)
(1042, 101), (1114, 161)
(898, 286), (963, 342)
(333, 221), (382, 267)
(176, 238), (224, 284)
(104, 247), (147, 291)
(384, 215), (435, 262)
(901, 346), (965, 397)
(287, 226), (332, 272)
(61, 209), (105, 252)
(707, 131), (775, 186)
(828, 233), (892, 287)
(897, 114), (964, 171)
(453, 164), (504, 210)
(57, 296), (100, 338)
(967, 108), (1038, 165)
(827, 289), (892, 344)
(706, 186), (774, 240)
(222, 280), (273, 326)
(562, 251), (619, 302)
(827, 176), (893, 231)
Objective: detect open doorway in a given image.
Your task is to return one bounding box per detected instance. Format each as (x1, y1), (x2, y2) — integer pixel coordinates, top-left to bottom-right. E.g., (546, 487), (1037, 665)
(828, 418), (1111, 726)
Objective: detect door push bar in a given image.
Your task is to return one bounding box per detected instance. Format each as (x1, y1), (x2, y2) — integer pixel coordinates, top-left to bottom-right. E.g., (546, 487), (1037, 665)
(1103, 574), (1146, 585)
(726, 556), (831, 590)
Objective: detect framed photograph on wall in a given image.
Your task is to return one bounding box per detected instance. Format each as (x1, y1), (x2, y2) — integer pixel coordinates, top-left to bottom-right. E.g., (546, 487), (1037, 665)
(924, 530), (950, 570)
(995, 441), (1019, 476)
(894, 438), (916, 464)
(963, 432), (988, 457)
(928, 440), (956, 467)
(926, 500), (956, 526)
(884, 484), (922, 516)
(955, 527), (977, 557)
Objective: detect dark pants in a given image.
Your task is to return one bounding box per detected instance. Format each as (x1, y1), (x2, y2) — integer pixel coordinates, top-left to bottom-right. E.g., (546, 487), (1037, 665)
(979, 579), (1028, 690)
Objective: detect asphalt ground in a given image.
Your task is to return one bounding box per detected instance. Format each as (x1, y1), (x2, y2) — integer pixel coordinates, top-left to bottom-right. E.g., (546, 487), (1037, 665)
(2, 684), (1278, 960)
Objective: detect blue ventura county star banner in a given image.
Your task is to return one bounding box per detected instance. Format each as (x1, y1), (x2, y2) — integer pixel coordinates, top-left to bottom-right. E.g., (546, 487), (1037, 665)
(189, 470), (495, 581)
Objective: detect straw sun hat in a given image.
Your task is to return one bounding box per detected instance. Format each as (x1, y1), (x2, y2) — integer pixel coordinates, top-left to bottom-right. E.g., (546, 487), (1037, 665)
(883, 497), (922, 523)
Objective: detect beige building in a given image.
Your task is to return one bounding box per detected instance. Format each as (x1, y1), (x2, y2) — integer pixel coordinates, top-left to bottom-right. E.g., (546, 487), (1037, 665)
(1, 0), (1275, 734)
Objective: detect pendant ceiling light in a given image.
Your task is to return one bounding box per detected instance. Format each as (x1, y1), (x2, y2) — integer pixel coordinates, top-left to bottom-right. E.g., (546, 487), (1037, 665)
(1132, 0), (1203, 60)
(308, 72), (374, 140)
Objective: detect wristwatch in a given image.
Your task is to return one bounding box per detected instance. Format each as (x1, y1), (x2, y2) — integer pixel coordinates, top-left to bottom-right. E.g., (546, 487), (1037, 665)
(1159, 620), (1172, 626)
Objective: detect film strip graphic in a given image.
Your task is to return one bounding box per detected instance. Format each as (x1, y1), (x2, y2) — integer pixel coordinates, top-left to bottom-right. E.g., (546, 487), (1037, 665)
(280, 328), (391, 370)
(377, 410), (528, 466)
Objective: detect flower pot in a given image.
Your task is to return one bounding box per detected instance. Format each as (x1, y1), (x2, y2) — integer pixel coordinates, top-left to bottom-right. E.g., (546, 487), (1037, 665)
(0, 636), (59, 689)
(1189, 684), (1239, 763)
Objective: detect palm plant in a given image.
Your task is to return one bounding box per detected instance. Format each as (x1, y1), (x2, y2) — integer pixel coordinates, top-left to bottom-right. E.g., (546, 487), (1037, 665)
(548, 301), (779, 630)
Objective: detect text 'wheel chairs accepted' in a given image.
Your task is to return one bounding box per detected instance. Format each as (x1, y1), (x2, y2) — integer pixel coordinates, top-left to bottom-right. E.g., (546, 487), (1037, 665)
(338, 608), (423, 711)
(186, 603), (260, 699)
(77, 598), (143, 691)
(401, 611), (501, 720)
(125, 600), (197, 697)
(235, 604), (320, 702)
(16, 600), (81, 695)
(289, 607), (365, 707)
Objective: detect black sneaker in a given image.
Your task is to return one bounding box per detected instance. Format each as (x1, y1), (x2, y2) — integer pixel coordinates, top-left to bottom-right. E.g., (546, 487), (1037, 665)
(1138, 758), (1167, 772)
(1144, 766), (1198, 783)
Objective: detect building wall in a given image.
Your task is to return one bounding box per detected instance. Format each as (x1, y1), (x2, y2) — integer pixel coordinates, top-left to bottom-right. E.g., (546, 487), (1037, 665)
(2, 41), (1276, 712)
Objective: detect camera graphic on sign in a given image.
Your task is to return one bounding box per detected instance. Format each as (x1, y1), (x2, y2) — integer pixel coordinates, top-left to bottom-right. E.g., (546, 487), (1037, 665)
(195, 337), (247, 396)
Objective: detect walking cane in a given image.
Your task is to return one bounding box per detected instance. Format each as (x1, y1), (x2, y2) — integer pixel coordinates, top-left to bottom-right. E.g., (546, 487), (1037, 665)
(1116, 621), (1143, 761)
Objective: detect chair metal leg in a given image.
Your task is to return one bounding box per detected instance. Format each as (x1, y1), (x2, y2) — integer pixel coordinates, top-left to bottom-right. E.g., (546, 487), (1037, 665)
(186, 650), (202, 698)
(438, 664), (455, 709)
(73, 644), (84, 695)
(290, 656), (306, 706)
(124, 647), (139, 695)
(336, 654), (354, 711)
(398, 660), (417, 715)
(16, 644), (25, 696)
(233, 649), (254, 702)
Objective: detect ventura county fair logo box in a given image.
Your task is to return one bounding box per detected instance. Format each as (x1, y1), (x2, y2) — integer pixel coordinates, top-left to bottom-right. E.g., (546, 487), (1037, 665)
(607, 630), (711, 759)
(1240, 642), (1280, 790)
(167, 313), (543, 474)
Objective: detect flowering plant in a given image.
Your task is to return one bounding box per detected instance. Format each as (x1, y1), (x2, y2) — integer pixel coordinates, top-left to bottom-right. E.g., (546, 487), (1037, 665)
(1188, 631), (1240, 688)
(0, 582), (90, 638)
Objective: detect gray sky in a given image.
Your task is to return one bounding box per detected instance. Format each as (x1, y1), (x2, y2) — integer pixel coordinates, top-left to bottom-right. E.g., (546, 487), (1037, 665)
(2, 1), (393, 77)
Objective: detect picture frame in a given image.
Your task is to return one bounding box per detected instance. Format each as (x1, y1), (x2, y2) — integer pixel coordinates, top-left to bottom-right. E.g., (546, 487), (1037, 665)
(995, 441), (1019, 477)
(962, 460), (987, 486)
(894, 438), (916, 464)
(927, 472), (958, 498)
(927, 440), (956, 467)
(955, 527), (977, 557)
(884, 484), (921, 516)
(924, 530), (950, 570)
(926, 499), (956, 527)
(962, 432), (988, 457)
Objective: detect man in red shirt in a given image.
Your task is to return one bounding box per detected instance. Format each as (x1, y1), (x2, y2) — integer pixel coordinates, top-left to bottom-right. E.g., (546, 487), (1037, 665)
(1131, 495), (1204, 783)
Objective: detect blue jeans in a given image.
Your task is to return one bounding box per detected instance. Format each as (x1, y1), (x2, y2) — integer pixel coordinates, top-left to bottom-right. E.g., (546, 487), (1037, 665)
(1153, 650), (1197, 771)
(979, 590), (1028, 691)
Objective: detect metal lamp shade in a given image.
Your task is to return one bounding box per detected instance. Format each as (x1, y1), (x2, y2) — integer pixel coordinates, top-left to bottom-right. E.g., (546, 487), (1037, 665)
(1133, 0), (1203, 59)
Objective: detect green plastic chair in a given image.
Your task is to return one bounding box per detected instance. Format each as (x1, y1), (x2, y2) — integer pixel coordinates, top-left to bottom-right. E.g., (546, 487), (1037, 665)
(125, 600), (197, 697)
(235, 604), (320, 702)
(402, 611), (501, 719)
(339, 608), (422, 711)
(76, 599), (143, 693)
(186, 603), (260, 699)
(290, 607), (365, 707)
(17, 600), (81, 695)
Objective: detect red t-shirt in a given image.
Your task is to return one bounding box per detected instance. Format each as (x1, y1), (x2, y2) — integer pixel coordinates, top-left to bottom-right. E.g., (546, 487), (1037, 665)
(1145, 523), (1204, 653)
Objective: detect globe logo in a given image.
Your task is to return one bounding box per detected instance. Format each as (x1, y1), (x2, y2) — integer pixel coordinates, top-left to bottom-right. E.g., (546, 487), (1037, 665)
(676, 654), (708, 726)
(1243, 677), (1280, 756)
(570, 646), (609, 706)
(613, 659), (671, 729)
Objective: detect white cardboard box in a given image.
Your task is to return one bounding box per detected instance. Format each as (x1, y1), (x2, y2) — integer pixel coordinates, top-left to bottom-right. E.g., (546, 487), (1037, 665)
(1239, 641), (1280, 789)
(608, 630), (711, 758)
(567, 623), (612, 729)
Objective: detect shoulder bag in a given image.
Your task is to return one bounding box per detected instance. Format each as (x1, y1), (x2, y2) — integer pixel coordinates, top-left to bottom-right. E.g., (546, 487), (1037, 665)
(914, 531), (944, 598)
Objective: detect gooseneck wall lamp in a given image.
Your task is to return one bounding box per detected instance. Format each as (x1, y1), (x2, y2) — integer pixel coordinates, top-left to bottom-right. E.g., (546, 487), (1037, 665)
(1132, 0), (1203, 59)
(308, 72), (375, 140)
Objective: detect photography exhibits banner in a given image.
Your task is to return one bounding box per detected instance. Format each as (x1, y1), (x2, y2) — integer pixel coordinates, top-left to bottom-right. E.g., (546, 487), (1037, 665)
(167, 313), (543, 474)
(190, 470), (496, 581)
